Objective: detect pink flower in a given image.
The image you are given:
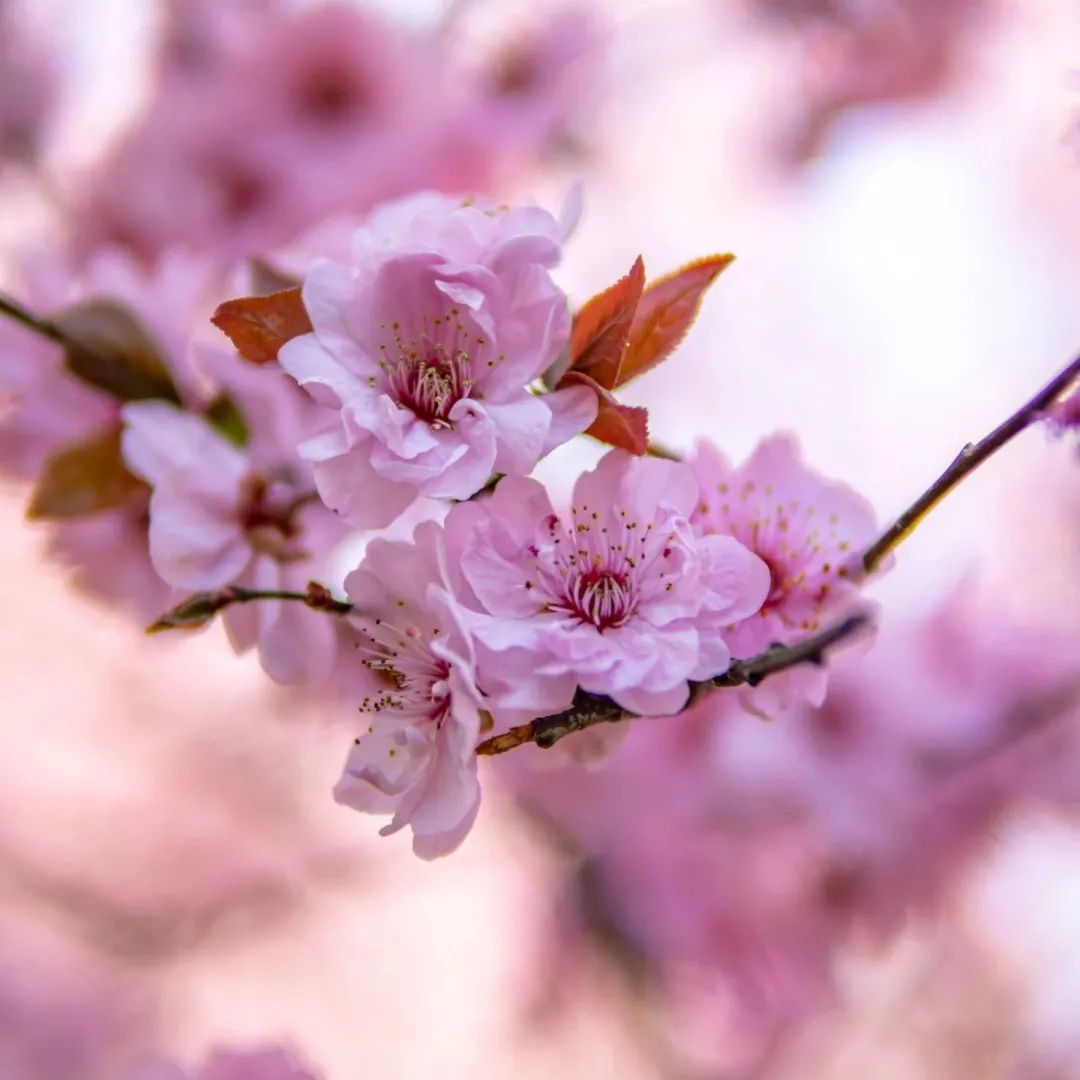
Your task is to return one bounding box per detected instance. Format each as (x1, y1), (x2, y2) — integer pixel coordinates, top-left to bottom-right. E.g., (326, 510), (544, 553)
(0, 317), (110, 479)
(445, 450), (770, 717)
(464, 9), (606, 172)
(121, 361), (345, 684)
(0, 249), (226, 618)
(689, 433), (881, 714)
(73, 4), (512, 264)
(0, 921), (144, 1080)
(279, 192), (595, 526)
(0, 4), (57, 163)
(0, 249), (217, 479)
(133, 1046), (319, 1080)
(334, 520), (483, 859)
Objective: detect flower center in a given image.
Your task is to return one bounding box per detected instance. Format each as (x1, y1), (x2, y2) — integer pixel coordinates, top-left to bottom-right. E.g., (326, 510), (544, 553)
(563, 567), (634, 631)
(388, 349), (473, 427)
(356, 618), (451, 726)
(295, 66), (371, 125)
(239, 474), (311, 560)
(378, 307), (494, 428)
(534, 504), (680, 633)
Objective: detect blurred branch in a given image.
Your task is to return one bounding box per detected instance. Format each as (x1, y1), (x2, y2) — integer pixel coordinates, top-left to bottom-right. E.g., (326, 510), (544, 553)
(148, 581), (352, 633)
(0, 290), (66, 345)
(475, 612), (872, 755)
(862, 352), (1080, 576)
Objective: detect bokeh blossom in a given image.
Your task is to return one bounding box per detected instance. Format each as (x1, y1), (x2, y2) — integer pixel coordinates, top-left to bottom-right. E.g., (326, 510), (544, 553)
(121, 358), (345, 685)
(73, 1), (598, 267)
(134, 1046), (320, 1080)
(0, 249), (226, 617)
(0, 2), (57, 165)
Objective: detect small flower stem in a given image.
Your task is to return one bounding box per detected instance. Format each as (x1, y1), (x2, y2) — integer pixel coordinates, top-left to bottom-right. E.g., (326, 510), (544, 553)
(0, 290), (66, 345)
(147, 581), (353, 633)
(861, 353), (1080, 576)
(224, 585), (352, 612)
(644, 440), (681, 461)
(475, 612), (872, 755)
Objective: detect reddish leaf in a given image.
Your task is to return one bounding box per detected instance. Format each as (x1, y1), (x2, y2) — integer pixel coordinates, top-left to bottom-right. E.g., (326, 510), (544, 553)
(567, 256), (645, 389)
(27, 425), (141, 520)
(560, 371), (649, 455)
(617, 254), (735, 386)
(211, 287), (312, 365)
(53, 299), (180, 403)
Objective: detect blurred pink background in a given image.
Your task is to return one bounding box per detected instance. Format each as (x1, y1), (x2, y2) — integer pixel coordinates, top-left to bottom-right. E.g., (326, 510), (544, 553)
(1, 0), (1079, 1076)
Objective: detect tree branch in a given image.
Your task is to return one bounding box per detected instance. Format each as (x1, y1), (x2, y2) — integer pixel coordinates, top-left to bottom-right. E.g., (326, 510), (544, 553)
(475, 612), (872, 755)
(147, 581), (353, 633)
(0, 290), (66, 345)
(861, 353), (1080, 575)
(478, 353), (1080, 757)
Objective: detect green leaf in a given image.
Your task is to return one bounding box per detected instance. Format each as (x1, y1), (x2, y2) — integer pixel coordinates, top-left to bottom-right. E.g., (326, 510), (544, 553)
(205, 393), (250, 448)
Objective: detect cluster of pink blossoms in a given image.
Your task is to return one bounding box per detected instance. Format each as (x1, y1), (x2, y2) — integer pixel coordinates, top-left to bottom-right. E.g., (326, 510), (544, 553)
(331, 432), (877, 856)
(72, 0), (601, 265)
(0, 185), (884, 860)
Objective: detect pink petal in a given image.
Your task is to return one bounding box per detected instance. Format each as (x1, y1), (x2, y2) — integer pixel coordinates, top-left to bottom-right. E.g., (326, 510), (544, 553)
(541, 383), (599, 455)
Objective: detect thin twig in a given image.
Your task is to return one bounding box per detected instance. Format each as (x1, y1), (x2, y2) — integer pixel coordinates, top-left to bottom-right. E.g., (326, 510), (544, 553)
(706, 612), (871, 690)
(861, 354), (1080, 575)
(475, 612), (872, 755)
(0, 290), (66, 345)
(147, 581), (353, 633)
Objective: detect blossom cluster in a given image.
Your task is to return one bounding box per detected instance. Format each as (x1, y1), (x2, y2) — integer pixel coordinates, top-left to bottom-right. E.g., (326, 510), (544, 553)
(0, 182), (883, 860)
(5, 2), (1079, 1077)
(71, 0), (602, 265)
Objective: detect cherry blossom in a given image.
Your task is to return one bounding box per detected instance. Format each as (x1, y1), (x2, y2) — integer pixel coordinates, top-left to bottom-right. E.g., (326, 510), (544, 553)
(690, 433), (882, 714)
(445, 449), (770, 718)
(334, 520), (484, 859)
(0, 249), (226, 617)
(279, 192), (595, 526)
(121, 360), (346, 684)
(73, 2), (596, 265)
